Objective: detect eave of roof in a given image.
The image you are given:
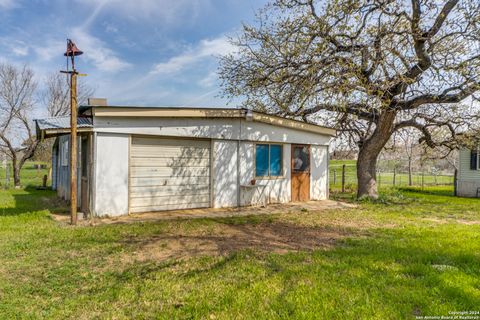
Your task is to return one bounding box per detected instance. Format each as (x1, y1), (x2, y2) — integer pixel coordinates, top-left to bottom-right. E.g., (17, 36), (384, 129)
(79, 105), (337, 137)
(35, 116), (93, 139)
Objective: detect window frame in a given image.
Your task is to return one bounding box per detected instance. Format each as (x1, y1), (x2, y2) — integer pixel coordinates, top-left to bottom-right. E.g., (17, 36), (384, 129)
(254, 143), (284, 178)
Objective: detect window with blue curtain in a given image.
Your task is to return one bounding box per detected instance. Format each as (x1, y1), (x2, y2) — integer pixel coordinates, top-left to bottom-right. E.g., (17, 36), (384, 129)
(255, 144), (282, 177)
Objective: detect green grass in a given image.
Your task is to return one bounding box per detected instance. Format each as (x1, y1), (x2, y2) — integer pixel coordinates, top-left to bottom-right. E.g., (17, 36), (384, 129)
(0, 163), (479, 319)
(0, 161), (50, 188)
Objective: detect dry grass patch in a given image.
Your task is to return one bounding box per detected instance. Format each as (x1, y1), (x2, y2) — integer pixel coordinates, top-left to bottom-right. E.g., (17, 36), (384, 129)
(117, 221), (357, 263)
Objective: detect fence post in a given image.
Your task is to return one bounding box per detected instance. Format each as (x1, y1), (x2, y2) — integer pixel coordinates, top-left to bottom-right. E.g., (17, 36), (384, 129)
(422, 172), (425, 190)
(333, 169), (337, 185)
(5, 164), (10, 189)
(341, 164), (346, 193)
(393, 167), (396, 186)
(454, 169), (458, 196)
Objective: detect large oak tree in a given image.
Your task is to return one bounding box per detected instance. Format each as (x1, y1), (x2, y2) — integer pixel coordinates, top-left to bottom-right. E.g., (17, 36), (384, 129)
(219, 0), (480, 198)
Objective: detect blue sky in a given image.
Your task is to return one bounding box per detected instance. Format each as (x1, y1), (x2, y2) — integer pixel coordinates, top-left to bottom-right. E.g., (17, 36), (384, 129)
(0, 0), (268, 107)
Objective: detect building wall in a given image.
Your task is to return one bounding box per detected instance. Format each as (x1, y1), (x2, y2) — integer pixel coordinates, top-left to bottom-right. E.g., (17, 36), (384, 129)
(212, 141), (293, 208)
(64, 117), (333, 216)
(93, 117), (332, 146)
(457, 148), (480, 197)
(238, 142), (291, 206)
(212, 140), (238, 208)
(310, 145), (329, 200)
(93, 133), (129, 216)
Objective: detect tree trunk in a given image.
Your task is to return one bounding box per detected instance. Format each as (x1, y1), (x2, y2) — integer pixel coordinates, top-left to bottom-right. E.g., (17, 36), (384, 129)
(12, 158), (21, 188)
(356, 110), (397, 199)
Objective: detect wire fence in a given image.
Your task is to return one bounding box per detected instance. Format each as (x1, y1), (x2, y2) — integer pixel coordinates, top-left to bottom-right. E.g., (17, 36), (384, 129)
(329, 163), (454, 191)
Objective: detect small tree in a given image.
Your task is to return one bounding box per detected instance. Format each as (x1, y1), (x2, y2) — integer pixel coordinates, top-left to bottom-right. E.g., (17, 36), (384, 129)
(220, 0), (480, 198)
(43, 72), (94, 117)
(0, 64), (38, 187)
(37, 73), (95, 164)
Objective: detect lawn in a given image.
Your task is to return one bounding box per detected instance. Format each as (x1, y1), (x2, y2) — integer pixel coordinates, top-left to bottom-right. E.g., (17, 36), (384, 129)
(0, 165), (479, 319)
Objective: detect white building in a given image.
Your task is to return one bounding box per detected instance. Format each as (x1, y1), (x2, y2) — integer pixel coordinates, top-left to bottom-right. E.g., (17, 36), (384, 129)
(36, 105), (336, 217)
(457, 147), (480, 197)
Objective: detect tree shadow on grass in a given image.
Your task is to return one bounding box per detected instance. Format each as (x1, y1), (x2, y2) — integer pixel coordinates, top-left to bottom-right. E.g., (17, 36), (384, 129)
(0, 186), (68, 217)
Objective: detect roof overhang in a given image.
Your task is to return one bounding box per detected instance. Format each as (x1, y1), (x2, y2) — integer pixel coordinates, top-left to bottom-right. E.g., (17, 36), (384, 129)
(81, 106), (337, 137)
(35, 116), (94, 139)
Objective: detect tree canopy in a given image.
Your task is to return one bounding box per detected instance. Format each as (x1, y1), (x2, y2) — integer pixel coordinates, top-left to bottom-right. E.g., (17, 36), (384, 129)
(220, 0), (480, 197)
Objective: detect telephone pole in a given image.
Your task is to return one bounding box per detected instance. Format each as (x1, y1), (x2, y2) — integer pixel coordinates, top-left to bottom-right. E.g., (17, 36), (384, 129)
(62, 39), (83, 225)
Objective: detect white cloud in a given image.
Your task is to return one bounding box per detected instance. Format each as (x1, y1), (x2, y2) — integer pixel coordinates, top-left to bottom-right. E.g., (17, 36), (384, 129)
(71, 28), (131, 72)
(198, 71), (218, 88)
(150, 36), (234, 75)
(78, 0), (210, 26)
(0, 0), (17, 9)
(34, 40), (65, 61)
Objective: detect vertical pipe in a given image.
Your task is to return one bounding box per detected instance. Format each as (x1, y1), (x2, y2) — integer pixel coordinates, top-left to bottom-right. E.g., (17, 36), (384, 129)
(70, 72), (78, 225)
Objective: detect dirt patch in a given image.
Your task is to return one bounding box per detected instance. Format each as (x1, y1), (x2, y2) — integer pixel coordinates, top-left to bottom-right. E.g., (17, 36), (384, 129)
(421, 217), (480, 225)
(118, 222), (354, 263)
(50, 200), (357, 226)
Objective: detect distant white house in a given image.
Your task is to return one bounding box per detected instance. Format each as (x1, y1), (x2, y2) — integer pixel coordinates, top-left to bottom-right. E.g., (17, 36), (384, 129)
(457, 147), (480, 197)
(35, 104), (335, 217)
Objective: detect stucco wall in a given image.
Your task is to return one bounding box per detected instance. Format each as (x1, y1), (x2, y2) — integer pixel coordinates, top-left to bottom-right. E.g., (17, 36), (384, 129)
(88, 117), (332, 215)
(93, 133), (129, 216)
(310, 145), (329, 200)
(239, 142), (292, 206)
(212, 140), (238, 208)
(93, 117), (332, 146)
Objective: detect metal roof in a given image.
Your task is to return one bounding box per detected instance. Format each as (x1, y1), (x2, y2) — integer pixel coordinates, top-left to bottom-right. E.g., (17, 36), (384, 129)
(35, 116), (92, 131)
(35, 116), (93, 139)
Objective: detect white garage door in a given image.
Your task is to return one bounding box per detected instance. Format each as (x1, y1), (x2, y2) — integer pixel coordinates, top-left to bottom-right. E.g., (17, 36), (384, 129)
(130, 136), (211, 213)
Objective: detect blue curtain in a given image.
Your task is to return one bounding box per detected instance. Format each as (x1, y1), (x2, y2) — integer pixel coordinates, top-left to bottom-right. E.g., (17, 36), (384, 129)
(256, 144), (269, 176)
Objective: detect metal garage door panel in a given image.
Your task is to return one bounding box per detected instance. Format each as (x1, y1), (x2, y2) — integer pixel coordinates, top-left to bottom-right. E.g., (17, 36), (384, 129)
(130, 137), (211, 213)
(130, 166), (209, 177)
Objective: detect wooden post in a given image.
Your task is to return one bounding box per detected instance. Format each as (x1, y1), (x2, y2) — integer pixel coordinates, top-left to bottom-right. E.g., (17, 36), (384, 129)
(70, 72), (78, 225)
(421, 171), (424, 190)
(393, 167), (396, 186)
(341, 164), (346, 193)
(333, 169), (337, 185)
(5, 164), (10, 189)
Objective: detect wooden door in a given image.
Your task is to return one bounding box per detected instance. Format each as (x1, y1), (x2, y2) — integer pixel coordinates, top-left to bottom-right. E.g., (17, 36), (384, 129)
(291, 145), (310, 202)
